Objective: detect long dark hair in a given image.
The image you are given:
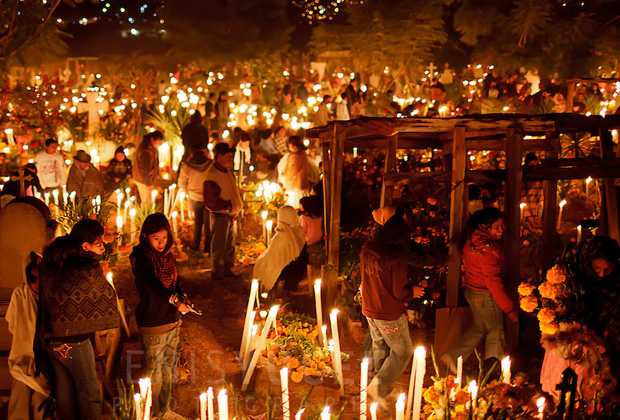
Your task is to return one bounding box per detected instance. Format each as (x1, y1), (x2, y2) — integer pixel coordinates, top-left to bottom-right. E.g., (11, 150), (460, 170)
(288, 135), (307, 151)
(139, 212), (173, 254)
(138, 130), (164, 151)
(372, 214), (411, 254)
(461, 207), (504, 249)
(39, 235), (80, 289)
(70, 219), (104, 246)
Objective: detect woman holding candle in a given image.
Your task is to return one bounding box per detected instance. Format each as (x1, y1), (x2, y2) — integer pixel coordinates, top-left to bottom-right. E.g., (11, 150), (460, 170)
(131, 213), (192, 416)
(360, 214), (424, 406)
(443, 207), (517, 372)
(133, 131), (163, 205)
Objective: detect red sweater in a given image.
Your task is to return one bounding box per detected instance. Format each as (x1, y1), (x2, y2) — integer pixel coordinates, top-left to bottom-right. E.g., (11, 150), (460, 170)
(360, 242), (411, 321)
(462, 229), (515, 314)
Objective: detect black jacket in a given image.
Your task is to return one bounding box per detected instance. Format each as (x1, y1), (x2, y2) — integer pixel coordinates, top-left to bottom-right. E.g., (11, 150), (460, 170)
(130, 246), (183, 328)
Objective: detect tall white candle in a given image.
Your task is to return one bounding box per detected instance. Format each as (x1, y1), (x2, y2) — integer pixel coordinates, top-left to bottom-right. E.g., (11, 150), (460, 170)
(295, 408), (305, 420)
(395, 393), (406, 420)
(207, 387), (215, 420)
(241, 305), (280, 391)
(469, 380), (478, 408)
(261, 210), (268, 243)
(117, 215), (124, 232)
(329, 310), (344, 395)
(164, 188), (169, 215)
(280, 368), (290, 420)
(520, 202), (526, 220)
(266, 219), (274, 246)
(151, 189), (158, 204)
(360, 358), (369, 420)
(501, 356), (511, 384)
(171, 210), (178, 235)
(314, 280), (324, 341)
(134, 393), (142, 420)
(217, 390), (228, 420)
(200, 393), (207, 420)
(577, 225), (582, 243)
(412, 346), (426, 420)
(557, 199), (567, 230)
(138, 378), (151, 420)
(320, 407), (330, 420)
(536, 397), (545, 419)
(321, 325), (328, 350)
(52, 189), (59, 205)
(406, 349), (418, 420)
(369, 403), (378, 420)
(44, 192), (50, 205)
(240, 280), (259, 363)
(244, 324), (259, 370)
(116, 189), (123, 209)
(456, 356), (463, 390)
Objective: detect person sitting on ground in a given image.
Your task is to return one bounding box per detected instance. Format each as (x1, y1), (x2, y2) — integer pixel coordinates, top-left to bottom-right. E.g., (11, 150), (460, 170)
(106, 146), (132, 192)
(253, 206), (309, 293)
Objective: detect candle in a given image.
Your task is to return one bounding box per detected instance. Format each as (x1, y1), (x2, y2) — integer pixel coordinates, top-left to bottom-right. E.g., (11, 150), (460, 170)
(171, 210), (178, 235)
(321, 325), (328, 350)
(5, 128), (14, 145)
(586, 176), (592, 197)
(314, 279), (324, 341)
(207, 387), (215, 420)
(520, 202), (526, 220)
(134, 393), (142, 420)
(295, 408), (305, 420)
(240, 279), (259, 364)
(138, 378), (151, 420)
(353, 147), (358, 158)
(164, 188), (169, 215)
(360, 358), (369, 420)
(63, 191), (68, 206)
(266, 219), (273, 246)
(243, 324), (258, 370)
(200, 393), (207, 420)
(369, 403), (378, 420)
(280, 368), (290, 420)
(151, 189), (158, 204)
(52, 189), (59, 205)
(124, 200), (131, 223)
(577, 225), (582, 243)
(329, 310), (344, 395)
(261, 210), (268, 243)
(395, 393), (406, 420)
(179, 191), (186, 222)
(320, 407), (330, 420)
(241, 305), (280, 391)
(44, 192), (50, 205)
(501, 356), (511, 384)
(412, 346), (426, 420)
(469, 380), (478, 408)
(70, 191), (76, 206)
(116, 189), (123, 209)
(557, 199), (567, 230)
(217, 390), (228, 420)
(406, 349), (418, 420)
(96, 195), (101, 207)
(117, 215), (124, 232)
(536, 397), (545, 419)
(456, 356), (463, 390)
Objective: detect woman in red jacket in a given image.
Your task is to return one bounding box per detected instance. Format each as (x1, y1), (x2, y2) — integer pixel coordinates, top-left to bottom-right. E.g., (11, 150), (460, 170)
(443, 207), (517, 370)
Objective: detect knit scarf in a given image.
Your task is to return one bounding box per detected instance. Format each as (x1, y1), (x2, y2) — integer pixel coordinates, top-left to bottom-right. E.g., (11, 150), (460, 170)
(145, 248), (178, 290)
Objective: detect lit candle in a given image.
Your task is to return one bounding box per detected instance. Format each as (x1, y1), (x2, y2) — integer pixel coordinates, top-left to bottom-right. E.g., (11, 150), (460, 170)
(369, 403), (378, 420)
(70, 191), (76, 206)
(501, 356), (511, 384)
(295, 408), (305, 420)
(577, 225), (582, 243)
(266, 219), (273, 246)
(557, 199), (567, 230)
(164, 187), (169, 215)
(179, 191), (186, 222)
(456, 356), (463, 390)
(314, 279), (324, 342)
(261, 210), (268, 243)
(44, 192), (50, 206)
(243, 323), (258, 370)
(406, 349), (418, 420)
(124, 200), (131, 223)
(116, 189), (123, 209)
(63, 191), (68, 206)
(320, 407), (330, 420)
(52, 189), (59, 206)
(412, 346), (426, 420)
(240, 279), (259, 364)
(129, 208), (137, 238)
(395, 393), (406, 420)
(360, 358), (369, 420)
(353, 147), (358, 158)
(329, 310), (344, 395)
(280, 368), (290, 420)
(536, 397), (545, 419)
(207, 387), (215, 420)
(134, 393), (142, 420)
(151, 189), (158, 204)
(469, 380), (478, 408)
(96, 195), (101, 207)
(586, 176), (593, 197)
(520, 202), (526, 220)
(200, 393), (207, 420)
(321, 325), (328, 350)
(117, 215), (124, 232)
(217, 390), (228, 420)
(138, 378), (151, 420)
(171, 210), (178, 235)
(241, 305), (280, 391)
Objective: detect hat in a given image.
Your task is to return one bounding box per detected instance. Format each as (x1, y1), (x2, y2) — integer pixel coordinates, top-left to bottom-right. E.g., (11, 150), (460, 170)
(73, 150), (92, 163)
(213, 142), (235, 156)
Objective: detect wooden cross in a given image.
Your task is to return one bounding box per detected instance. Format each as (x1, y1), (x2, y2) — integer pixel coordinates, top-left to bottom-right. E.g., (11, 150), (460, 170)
(10, 168), (34, 197)
(427, 62), (437, 82)
(556, 367), (578, 419)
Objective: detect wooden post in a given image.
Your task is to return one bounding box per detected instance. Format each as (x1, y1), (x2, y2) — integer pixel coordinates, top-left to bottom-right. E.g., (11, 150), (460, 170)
(326, 123), (345, 304)
(380, 134), (398, 207)
(504, 125), (523, 351)
(542, 133), (558, 271)
(446, 126), (467, 308)
(566, 81), (575, 113)
(600, 129), (620, 241)
(321, 135), (332, 248)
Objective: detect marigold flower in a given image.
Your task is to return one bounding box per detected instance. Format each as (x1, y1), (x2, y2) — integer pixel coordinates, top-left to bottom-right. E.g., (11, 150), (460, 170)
(518, 283), (536, 297)
(538, 281), (561, 300)
(546, 266), (566, 284)
(291, 371), (304, 383)
(540, 321), (559, 336)
(287, 358), (300, 369)
(537, 308), (556, 324)
(520, 296), (539, 313)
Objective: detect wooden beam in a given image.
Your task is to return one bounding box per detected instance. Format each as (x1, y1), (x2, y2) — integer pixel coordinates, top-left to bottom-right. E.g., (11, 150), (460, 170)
(566, 82), (575, 113)
(446, 126), (467, 308)
(380, 134), (398, 207)
(524, 164), (620, 180)
(542, 131), (559, 271)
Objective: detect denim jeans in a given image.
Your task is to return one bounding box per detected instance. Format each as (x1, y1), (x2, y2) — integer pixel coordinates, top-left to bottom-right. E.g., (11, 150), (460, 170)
(141, 324), (180, 416)
(447, 288), (506, 362)
(47, 339), (101, 420)
(190, 200), (211, 252)
(366, 314), (413, 398)
(209, 213), (236, 278)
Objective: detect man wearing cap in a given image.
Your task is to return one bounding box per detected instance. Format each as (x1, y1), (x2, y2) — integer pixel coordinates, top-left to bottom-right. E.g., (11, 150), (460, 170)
(67, 150), (105, 198)
(203, 142), (243, 281)
(34, 138), (67, 193)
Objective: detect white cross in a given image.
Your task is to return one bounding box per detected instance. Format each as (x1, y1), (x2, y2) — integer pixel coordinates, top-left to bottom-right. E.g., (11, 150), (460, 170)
(427, 62), (437, 82)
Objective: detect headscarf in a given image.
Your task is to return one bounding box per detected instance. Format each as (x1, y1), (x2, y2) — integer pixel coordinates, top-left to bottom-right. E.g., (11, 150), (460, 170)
(253, 206), (306, 291)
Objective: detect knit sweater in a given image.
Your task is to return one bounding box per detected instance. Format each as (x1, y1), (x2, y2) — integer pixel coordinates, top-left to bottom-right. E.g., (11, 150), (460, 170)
(178, 159), (210, 203)
(42, 252), (119, 339)
(132, 145), (159, 186)
(203, 162), (243, 215)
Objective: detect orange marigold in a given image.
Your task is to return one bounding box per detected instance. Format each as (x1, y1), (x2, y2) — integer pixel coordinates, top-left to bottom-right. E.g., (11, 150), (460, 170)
(538, 281), (561, 300)
(546, 266), (566, 284)
(518, 283), (536, 297)
(520, 296), (539, 313)
(287, 358), (301, 369)
(291, 371), (304, 383)
(540, 321), (559, 336)
(537, 308), (556, 325)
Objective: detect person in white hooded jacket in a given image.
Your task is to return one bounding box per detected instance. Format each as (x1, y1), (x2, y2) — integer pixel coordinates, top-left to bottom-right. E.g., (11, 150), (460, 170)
(253, 206), (309, 292)
(178, 149), (212, 252)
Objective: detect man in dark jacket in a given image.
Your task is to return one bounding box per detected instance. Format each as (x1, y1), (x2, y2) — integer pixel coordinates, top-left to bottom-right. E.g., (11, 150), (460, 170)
(181, 111), (209, 162)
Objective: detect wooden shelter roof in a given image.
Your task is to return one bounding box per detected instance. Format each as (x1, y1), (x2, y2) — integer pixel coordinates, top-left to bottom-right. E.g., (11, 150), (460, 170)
(306, 114), (620, 150)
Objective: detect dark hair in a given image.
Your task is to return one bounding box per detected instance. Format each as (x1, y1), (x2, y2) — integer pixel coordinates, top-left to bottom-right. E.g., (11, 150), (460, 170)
(373, 214), (411, 254)
(300, 196), (322, 218)
(589, 237), (620, 264)
(70, 219), (104, 245)
(45, 138), (58, 147)
(40, 235), (80, 288)
(139, 213), (173, 253)
(114, 146), (125, 155)
(467, 207), (504, 231)
(25, 252), (40, 285)
(323, 95), (331, 101)
(288, 135), (306, 151)
(139, 130), (164, 151)
(525, 152), (538, 165)
(190, 110), (202, 124)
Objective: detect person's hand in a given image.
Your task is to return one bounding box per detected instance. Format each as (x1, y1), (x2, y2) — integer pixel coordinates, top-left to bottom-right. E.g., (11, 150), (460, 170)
(413, 286), (425, 298)
(177, 302), (191, 314)
(506, 310), (518, 323)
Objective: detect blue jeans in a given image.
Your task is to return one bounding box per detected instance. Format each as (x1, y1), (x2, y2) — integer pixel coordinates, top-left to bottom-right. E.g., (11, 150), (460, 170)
(190, 200), (211, 252)
(366, 314), (413, 398)
(141, 324), (180, 416)
(47, 339), (101, 420)
(447, 288), (506, 362)
(209, 213), (236, 278)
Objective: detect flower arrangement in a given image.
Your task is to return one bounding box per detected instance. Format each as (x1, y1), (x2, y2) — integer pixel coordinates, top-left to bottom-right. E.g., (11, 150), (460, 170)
(236, 236), (267, 266)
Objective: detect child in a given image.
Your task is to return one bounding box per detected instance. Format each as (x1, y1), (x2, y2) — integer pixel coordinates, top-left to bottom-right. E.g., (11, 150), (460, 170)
(299, 196), (323, 246)
(7, 253), (49, 420)
(130, 213), (191, 416)
(39, 219), (119, 420)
